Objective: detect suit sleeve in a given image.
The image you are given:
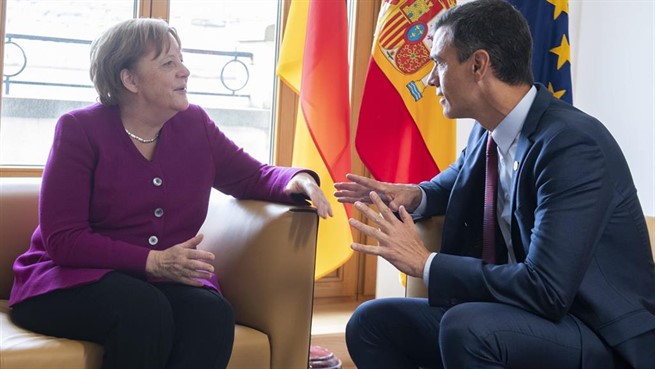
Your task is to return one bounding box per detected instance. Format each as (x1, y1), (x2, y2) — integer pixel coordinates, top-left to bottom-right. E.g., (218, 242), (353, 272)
(428, 126), (614, 321)
(418, 125), (485, 217)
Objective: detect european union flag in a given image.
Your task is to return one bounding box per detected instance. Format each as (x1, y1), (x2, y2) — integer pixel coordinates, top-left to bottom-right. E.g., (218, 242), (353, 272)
(508, 0), (573, 104)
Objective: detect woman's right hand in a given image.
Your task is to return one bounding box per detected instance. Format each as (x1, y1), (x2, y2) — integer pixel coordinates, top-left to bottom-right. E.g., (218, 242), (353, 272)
(145, 234), (215, 287)
(334, 173), (423, 213)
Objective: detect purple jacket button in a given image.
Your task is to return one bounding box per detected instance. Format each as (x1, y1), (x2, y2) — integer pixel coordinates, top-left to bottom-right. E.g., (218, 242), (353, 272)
(148, 235), (159, 246)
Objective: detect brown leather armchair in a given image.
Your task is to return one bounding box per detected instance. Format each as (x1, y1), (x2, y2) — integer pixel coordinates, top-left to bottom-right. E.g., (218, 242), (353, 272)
(406, 215), (655, 298)
(0, 177), (319, 369)
(405, 216), (444, 299)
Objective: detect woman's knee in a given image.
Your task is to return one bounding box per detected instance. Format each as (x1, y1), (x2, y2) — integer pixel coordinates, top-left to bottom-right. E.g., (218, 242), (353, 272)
(164, 289), (234, 368)
(98, 274), (175, 340)
(200, 292), (235, 333)
(170, 288), (235, 340)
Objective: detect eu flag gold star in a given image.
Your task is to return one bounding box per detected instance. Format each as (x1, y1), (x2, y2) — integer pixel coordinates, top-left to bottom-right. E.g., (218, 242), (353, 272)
(549, 34), (571, 70)
(546, 0), (569, 20)
(548, 82), (567, 99)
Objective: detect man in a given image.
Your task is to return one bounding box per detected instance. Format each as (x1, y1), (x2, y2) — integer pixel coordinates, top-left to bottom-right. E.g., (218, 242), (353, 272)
(335, 1), (655, 368)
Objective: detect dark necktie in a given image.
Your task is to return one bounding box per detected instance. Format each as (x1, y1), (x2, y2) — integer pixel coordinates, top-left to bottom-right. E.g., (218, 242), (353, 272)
(483, 133), (498, 264)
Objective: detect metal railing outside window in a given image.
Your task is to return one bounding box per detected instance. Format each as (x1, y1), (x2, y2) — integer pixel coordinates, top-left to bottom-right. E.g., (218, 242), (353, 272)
(3, 33), (253, 101)
(1, 0), (278, 168)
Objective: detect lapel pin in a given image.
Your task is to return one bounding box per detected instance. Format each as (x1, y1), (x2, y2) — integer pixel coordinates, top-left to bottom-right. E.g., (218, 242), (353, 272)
(513, 161), (519, 171)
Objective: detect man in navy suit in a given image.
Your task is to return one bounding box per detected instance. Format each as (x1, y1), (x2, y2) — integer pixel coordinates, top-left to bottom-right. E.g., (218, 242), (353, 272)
(335, 1), (655, 368)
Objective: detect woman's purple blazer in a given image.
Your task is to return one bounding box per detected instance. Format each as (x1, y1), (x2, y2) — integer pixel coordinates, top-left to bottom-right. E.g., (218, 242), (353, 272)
(10, 103), (316, 306)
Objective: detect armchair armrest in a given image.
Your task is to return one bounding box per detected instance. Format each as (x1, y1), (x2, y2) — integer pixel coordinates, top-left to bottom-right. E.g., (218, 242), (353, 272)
(406, 216), (444, 299)
(198, 191), (319, 369)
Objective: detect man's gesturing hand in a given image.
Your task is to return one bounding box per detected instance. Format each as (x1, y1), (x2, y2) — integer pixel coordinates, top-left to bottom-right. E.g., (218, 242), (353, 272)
(334, 173), (422, 213)
(348, 191), (430, 278)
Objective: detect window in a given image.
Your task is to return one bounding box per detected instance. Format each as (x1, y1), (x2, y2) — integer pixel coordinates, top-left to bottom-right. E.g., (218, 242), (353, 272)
(168, 0), (280, 163)
(1, 0), (136, 166)
(1, 0), (279, 167)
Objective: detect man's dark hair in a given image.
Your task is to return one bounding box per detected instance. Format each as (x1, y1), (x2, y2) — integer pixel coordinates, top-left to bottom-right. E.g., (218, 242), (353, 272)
(435, 0), (534, 85)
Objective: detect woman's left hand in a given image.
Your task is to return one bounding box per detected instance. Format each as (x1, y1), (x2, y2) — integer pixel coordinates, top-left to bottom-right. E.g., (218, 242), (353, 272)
(284, 172), (333, 219)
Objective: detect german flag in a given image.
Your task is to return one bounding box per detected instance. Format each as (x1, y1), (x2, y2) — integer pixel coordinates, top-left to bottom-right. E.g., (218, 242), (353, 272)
(277, 0), (353, 279)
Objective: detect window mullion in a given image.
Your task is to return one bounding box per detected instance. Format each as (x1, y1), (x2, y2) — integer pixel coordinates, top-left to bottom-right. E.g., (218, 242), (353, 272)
(141, 0), (170, 20)
(0, 0), (6, 109)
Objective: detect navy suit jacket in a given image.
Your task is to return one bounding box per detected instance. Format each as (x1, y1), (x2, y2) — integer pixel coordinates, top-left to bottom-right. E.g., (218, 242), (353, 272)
(418, 84), (655, 365)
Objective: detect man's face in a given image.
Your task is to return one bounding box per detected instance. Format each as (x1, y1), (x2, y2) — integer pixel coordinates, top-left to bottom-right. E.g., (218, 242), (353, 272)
(427, 27), (475, 119)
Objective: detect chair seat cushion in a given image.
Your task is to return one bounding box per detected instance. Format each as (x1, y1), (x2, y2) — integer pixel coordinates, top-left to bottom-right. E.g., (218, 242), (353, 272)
(1, 300), (271, 369)
(0, 300), (103, 369)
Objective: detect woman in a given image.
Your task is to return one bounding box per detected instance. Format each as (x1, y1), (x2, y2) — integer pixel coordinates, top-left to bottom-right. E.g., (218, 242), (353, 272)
(9, 18), (332, 369)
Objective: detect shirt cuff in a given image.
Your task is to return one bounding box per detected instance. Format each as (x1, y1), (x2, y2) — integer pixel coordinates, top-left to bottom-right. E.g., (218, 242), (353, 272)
(423, 252), (437, 289)
(413, 187), (428, 215)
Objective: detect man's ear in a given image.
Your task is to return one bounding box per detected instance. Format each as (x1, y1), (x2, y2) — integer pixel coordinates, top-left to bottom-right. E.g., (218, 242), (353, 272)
(120, 68), (138, 94)
(471, 49), (491, 81)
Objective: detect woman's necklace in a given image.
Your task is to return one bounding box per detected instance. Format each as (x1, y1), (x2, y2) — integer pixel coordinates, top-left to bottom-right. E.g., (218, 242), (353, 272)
(124, 127), (160, 144)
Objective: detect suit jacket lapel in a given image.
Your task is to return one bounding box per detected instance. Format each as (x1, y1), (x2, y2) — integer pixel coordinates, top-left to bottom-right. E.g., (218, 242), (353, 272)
(510, 84), (553, 260)
(442, 125), (487, 255)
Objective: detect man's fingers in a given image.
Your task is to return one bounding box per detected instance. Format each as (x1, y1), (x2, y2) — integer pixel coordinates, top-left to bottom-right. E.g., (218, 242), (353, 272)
(334, 182), (365, 191)
(348, 217), (386, 242)
(345, 173), (373, 185)
(348, 217), (369, 233)
(398, 206), (413, 223)
(369, 191), (390, 212)
(351, 242), (382, 256)
(368, 192), (398, 222)
(353, 201), (386, 227)
(335, 194), (372, 204)
(345, 173), (367, 182)
(340, 173), (387, 193)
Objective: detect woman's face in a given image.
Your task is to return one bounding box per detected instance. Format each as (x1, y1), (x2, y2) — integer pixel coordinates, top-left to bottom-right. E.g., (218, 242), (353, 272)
(126, 34), (190, 116)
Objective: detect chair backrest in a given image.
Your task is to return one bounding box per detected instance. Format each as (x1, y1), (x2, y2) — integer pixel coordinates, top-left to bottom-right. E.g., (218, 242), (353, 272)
(0, 178), (41, 300)
(406, 216), (444, 298)
(199, 191), (319, 369)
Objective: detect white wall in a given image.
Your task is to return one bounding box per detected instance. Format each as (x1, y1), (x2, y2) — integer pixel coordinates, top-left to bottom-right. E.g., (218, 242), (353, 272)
(378, 0), (655, 298)
(568, 1), (654, 216)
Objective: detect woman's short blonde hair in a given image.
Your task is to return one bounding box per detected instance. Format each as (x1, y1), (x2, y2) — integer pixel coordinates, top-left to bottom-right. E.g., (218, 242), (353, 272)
(90, 18), (181, 106)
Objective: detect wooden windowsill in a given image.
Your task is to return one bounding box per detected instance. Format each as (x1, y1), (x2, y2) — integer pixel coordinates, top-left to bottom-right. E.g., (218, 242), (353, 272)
(0, 167), (43, 177)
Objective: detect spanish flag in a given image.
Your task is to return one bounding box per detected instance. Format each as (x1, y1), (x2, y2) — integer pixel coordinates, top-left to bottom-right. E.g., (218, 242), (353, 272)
(356, 0), (457, 184)
(277, 0), (353, 279)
